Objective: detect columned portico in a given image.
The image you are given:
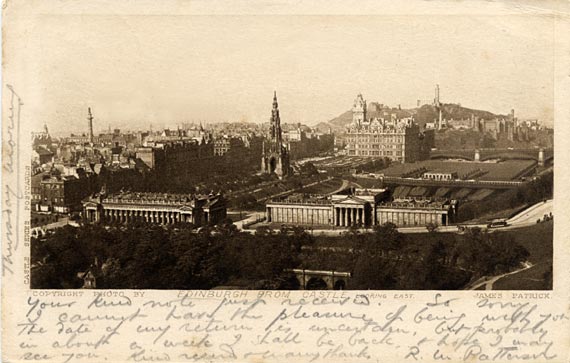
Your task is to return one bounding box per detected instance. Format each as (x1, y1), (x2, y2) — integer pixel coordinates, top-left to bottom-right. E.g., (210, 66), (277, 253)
(82, 192), (226, 227)
(264, 188), (386, 229)
(333, 205), (367, 227)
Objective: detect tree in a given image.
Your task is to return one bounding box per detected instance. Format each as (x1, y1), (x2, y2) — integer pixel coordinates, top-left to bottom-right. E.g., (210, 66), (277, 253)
(456, 227), (529, 277)
(351, 255), (397, 289)
(30, 264), (60, 289)
(256, 225), (273, 236)
(423, 240), (449, 288)
(214, 218), (238, 237)
(426, 222), (439, 234)
(299, 162), (319, 177)
(370, 222), (404, 257)
(99, 258), (125, 288)
(290, 226), (313, 252)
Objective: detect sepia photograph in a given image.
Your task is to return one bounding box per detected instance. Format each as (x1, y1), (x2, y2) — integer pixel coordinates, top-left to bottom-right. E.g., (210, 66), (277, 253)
(28, 13), (554, 291)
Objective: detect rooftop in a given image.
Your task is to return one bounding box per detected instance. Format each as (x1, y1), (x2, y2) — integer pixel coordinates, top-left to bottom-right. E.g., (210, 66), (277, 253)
(269, 193), (332, 206)
(354, 188), (387, 196)
(103, 192), (221, 206)
(379, 198), (453, 210)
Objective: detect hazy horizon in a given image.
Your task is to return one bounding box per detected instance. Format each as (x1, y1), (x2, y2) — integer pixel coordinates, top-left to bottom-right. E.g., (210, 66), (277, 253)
(27, 15), (555, 134)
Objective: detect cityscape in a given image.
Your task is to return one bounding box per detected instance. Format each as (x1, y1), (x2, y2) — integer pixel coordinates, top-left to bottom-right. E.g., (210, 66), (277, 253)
(30, 85), (554, 290)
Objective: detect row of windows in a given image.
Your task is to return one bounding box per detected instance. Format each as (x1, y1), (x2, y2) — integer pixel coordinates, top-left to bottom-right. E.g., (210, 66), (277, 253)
(348, 140), (404, 145)
(42, 184), (63, 190)
(348, 142), (405, 147)
(357, 151), (403, 156)
(348, 137), (405, 142)
(34, 196), (65, 203)
(351, 144), (403, 149)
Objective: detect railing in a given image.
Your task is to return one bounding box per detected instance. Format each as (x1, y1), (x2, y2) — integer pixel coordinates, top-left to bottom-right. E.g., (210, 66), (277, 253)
(105, 198), (191, 205)
(284, 269), (351, 277)
(378, 203), (449, 210)
(380, 176), (525, 189)
(431, 148), (553, 159)
(267, 198), (332, 206)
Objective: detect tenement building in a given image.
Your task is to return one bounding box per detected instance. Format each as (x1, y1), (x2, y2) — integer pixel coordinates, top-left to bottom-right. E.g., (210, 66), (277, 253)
(82, 192), (227, 226)
(261, 91), (291, 178)
(346, 94), (430, 162)
(32, 170), (96, 213)
(136, 139), (214, 171)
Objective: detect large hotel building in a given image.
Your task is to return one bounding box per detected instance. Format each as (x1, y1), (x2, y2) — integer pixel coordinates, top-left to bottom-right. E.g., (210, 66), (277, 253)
(345, 94), (431, 162)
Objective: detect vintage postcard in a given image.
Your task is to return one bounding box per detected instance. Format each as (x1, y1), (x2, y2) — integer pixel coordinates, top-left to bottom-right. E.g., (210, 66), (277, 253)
(2, 0), (570, 362)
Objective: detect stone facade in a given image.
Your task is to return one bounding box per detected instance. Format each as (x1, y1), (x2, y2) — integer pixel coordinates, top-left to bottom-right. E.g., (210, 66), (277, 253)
(213, 136), (244, 156)
(346, 94), (425, 163)
(136, 140), (214, 171)
(82, 192), (227, 226)
(376, 198), (457, 227)
(266, 188), (457, 228)
(266, 188), (388, 227)
(261, 92), (290, 178)
(32, 171), (96, 213)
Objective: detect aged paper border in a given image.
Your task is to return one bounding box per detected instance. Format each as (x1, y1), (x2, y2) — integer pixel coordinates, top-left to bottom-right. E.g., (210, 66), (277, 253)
(2, 1), (570, 362)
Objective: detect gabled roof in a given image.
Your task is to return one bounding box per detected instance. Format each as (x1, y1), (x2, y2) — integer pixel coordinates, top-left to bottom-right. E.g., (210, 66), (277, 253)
(178, 205), (195, 212)
(34, 147), (54, 156)
(333, 195), (369, 205)
(203, 197), (225, 209)
(83, 200), (100, 207)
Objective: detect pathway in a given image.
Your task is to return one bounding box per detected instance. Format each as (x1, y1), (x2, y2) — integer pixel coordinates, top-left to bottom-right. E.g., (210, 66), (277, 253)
(467, 261), (534, 290)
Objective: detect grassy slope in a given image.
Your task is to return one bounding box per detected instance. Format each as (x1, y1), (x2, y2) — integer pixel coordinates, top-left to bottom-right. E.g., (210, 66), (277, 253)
(492, 220), (553, 290)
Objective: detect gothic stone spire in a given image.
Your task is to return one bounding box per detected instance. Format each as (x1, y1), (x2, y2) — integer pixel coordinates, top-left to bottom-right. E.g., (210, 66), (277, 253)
(261, 91), (290, 179)
(270, 91), (282, 145)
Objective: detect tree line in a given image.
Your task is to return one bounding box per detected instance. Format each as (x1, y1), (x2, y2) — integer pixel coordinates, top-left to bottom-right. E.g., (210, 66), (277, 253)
(301, 223), (529, 290)
(31, 220), (530, 290)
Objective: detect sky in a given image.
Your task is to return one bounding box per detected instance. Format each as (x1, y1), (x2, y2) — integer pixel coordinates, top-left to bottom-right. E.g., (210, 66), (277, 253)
(24, 13), (555, 134)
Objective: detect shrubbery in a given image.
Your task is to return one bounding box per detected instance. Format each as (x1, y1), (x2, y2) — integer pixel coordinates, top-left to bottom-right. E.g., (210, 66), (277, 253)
(32, 220), (531, 290)
(31, 221), (307, 289)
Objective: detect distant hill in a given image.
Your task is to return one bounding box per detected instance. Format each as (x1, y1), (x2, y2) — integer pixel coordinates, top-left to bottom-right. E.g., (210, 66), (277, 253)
(414, 104), (502, 127)
(328, 110), (353, 128)
(316, 102), (506, 132)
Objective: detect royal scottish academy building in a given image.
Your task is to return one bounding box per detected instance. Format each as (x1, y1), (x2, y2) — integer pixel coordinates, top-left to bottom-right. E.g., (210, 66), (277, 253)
(82, 192), (227, 226)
